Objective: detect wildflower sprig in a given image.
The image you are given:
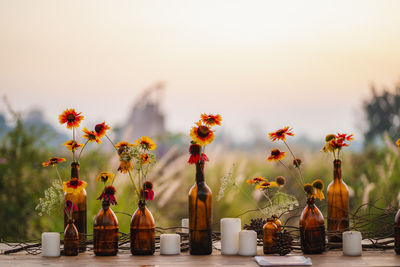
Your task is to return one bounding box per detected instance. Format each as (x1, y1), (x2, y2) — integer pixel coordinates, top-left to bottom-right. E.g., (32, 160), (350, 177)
(322, 133), (354, 160)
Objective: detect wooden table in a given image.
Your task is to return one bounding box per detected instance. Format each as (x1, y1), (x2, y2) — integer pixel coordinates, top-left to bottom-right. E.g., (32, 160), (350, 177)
(1, 245), (400, 267)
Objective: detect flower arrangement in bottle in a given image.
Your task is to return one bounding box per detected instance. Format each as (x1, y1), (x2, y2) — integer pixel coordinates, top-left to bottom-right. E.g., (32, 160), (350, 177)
(188, 113), (222, 255)
(63, 200), (79, 256)
(322, 133), (353, 242)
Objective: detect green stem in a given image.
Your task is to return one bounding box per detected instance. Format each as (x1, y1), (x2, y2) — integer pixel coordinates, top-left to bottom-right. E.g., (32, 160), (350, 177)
(279, 160), (303, 188)
(72, 127), (76, 162)
(77, 140), (89, 161)
(54, 165), (63, 184)
(128, 169), (141, 198)
(283, 140), (304, 185)
(106, 134), (117, 150)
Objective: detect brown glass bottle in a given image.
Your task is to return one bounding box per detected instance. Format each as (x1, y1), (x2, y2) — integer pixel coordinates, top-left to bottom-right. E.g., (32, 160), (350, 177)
(189, 161), (212, 255)
(272, 214), (282, 232)
(64, 162), (87, 252)
(94, 200), (119, 256)
(300, 197), (325, 254)
(327, 159), (349, 242)
(130, 200), (155, 255)
(394, 208), (400, 254)
(64, 219), (79, 256)
(263, 218), (278, 254)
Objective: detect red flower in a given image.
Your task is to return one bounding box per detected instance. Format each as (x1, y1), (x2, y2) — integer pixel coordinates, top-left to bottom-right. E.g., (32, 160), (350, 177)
(97, 186), (117, 205)
(94, 122), (110, 138)
(188, 143), (209, 164)
(64, 200), (78, 215)
(140, 181), (154, 201)
(267, 149), (286, 161)
(59, 109), (84, 129)
(65, 179), (85, 189)
(201, 114), (222, 126)
(42, 157), (66, 167)
(269, 127), (294, 142)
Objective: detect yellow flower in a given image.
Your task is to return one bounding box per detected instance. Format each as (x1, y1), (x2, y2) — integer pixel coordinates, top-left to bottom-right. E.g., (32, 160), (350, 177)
(63, 140), (83, 152)
(256, 181), (279, 189)
(190, 121), (215, 146)
(246, 176), (267, 184)
(42, 157), (66, 167)
(96, 171), (114, 183)
(140, 153), (150, 164)
(118, 160), (133, 174)
(312, 179), (325, 200)
(63, 179), (87, 194)
(267, 149), (286, 161)
(135, 136), (157, 151)
(82, 127), (101, 143)
(396, 138), (400, 150)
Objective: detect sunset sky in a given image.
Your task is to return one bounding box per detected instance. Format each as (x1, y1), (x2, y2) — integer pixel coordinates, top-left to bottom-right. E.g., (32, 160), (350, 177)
(1, 0), (400, 141)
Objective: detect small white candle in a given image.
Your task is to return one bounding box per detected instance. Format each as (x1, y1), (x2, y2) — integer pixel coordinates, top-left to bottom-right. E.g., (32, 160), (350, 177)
(343, 231), (362, 256)
(238, 230), (257, 256)
(181, 218), (189, 234)
(41, 232), (60, 257)
(220, 218), (241, 255)
(160, 234), (181, 255)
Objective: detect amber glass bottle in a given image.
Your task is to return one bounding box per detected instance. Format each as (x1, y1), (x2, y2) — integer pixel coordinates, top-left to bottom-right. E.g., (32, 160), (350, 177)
(189, 161), (212, 255)
(64, 219), (79, 256)
(64, 162), (87, 252)
(272, 214), (282, 232)
(327, 159), (349, 242)
(94, 200), (119, 256)
(130, 200), (155, 255)
(300, 197), (325, 254)
(394, 208), (400, 254)
(263, 218), (278, 254)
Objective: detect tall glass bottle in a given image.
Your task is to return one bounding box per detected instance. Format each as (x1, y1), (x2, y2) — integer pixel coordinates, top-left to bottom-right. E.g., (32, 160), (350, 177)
(189, 161), (212, 255)
(394, 207), (400, 254)
(64, 162), (87, 252)
(327, 159), (349, 242)
(130, 200), (155, 255)
(64, 219), (79, 256)
(94, 200), (119, 256)
(300, 197), (325, 254)
(263, 218), (278, 254)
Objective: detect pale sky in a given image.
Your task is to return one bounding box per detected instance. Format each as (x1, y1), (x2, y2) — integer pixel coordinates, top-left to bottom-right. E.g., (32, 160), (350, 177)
(1, 0), (400, 141)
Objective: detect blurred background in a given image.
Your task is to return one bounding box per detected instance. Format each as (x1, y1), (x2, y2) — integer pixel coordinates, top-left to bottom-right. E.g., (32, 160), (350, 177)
(1, 0), (400, 240)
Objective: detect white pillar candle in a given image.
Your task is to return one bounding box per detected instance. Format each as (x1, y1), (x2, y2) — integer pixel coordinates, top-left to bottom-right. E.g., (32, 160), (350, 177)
(220, 218), (241, 255)
(342, 231), (362, 256)
(160, 234), (181, 255)
(181, 218), (189, 234)
(238, 230), (257, 256)
(41, 232), (60, 257)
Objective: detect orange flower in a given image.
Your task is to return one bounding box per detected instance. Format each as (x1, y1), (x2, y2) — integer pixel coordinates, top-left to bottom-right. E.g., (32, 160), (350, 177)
(59, 109), (84, 129)
(190, 122), (215, 146)
(267, 149), (286, 161)
(397, 138), (400, 150)
(269, 127), (294, 142)
(63, 179), (87, 194)
(63, 140), (83, 152)
(246, 176), (266, 184)
(82, 127), (101, 143)
(94, 122), (110, 138)
(118, 160), (133, 173)
(256, 181), (278, 189)
(140, 153), (150, 164)
(135, 136), (157, 151)
(42, 157), (66, 167)
(201, 114), (222, 126)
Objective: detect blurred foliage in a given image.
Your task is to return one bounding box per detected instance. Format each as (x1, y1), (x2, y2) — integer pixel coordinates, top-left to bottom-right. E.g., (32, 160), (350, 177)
(363, 83), (400, 143)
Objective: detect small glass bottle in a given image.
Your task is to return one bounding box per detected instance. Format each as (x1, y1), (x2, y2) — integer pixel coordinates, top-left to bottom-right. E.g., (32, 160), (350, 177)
(64, 162), (87, 252)
(130, 200), (155, 255)
(64, 219), (79, 256)
(94, 200), (119, 256)
(272, 214), (282, 232)
(263, 218), (278, 254)
(327, 159), (349, 242)
(189, 161), (212, 255)
(300, 197), (325, 254)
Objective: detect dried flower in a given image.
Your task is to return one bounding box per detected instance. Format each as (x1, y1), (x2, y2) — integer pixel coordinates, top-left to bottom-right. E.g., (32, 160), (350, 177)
(303, 184), (314, 196)
(292, 158), (302, 168)
(267, 149), (286, 161)
(118, 160), (133, 174)
(140, 153), (150, 164)
(59, 109), (84, 129)
(269, 127), (294, 142)
(275, 176), (286, 186)
(42, 157), (66, 167)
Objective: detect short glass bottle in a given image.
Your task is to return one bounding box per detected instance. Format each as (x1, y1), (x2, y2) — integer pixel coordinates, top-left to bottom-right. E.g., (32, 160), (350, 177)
(263, 218), (278, 254)
(64, 219), (79, 256)
(130, 200), (155, 255)
(94, 200), (119, 256)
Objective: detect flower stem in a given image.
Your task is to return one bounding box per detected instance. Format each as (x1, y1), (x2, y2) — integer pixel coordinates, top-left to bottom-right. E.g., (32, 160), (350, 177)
(106, 134), (117, 150)
(234, 184), (268, 217)
(283, 141), (304, 185)
(55, 165), (63, 184)
(278, 160), (303, 189)
(72, 127), (76, 162)
(128, 169), (141, 198)
(77, 140), (89, 161)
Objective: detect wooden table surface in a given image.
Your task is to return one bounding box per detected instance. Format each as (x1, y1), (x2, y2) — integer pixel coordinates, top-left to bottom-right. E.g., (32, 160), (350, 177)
(1, 245), (400, 267)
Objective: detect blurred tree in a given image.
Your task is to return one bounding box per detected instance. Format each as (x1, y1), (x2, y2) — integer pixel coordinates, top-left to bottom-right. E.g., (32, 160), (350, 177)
(363, 82), (400, 143)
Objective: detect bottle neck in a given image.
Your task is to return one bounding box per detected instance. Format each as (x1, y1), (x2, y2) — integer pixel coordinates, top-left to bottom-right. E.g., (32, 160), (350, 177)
(138, 199), (146, 210)
(307, 197), (315, 207)
(195, 161), (205, 184)
(333, 159), (342, 181)
(71, 162), (80, 179)
(102, 200), (110, 211)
